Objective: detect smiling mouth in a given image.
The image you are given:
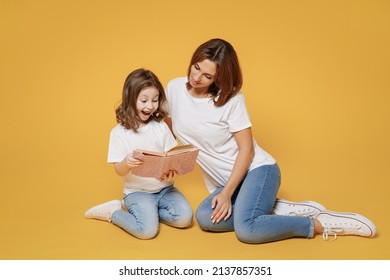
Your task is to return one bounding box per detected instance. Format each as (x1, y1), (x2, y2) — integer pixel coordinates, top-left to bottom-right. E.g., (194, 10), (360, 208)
(140, 111), (153, 121)
(141, 111), (153, 119)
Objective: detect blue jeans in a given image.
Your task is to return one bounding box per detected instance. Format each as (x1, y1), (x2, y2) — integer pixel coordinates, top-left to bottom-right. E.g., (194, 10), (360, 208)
(196, 164), (314, 243)
(111, 186), (193, 239)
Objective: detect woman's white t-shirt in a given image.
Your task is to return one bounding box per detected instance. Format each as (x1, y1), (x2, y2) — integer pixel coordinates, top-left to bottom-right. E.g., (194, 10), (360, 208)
(107, 121), (177, 194)
(166, 77), (276, 193)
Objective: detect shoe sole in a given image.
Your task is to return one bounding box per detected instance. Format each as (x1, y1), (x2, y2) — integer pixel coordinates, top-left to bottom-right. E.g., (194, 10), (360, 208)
(317, 210), (376, 237)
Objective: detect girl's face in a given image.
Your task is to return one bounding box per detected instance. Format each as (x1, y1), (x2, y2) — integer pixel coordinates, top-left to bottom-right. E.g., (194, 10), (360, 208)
(136, 86), (159, 123)
(189, 59), (217, 91)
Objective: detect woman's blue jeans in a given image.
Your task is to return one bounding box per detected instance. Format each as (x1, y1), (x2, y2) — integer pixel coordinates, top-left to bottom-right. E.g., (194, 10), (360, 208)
(196, 164), (314, 244)
(112, 186), (193, 239)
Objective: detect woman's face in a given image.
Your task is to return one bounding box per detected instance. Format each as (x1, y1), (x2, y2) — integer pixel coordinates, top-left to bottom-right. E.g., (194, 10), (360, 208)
(189, 59), (217, 91)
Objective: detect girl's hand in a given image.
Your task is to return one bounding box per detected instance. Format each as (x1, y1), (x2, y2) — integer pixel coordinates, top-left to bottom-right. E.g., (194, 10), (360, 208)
(124, 153), (143, 169)
(211, 192), (232, 223)
(160, 170), (177, 182)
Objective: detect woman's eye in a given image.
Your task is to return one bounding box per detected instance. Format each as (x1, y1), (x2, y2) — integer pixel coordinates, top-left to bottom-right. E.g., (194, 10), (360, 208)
(194, 64), (200, 70)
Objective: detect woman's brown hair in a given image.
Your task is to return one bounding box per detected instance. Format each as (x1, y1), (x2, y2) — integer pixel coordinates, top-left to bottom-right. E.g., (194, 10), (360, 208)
(186, 38), (243, 107)
(115, 68), (168, 131)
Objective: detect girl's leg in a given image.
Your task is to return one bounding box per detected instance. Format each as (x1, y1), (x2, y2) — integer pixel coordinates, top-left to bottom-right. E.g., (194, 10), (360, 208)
(195, 187), (235, 232)
(158, 186), (193, 228)
(111, 192), (160, 240)
(234, 164), (314, 244)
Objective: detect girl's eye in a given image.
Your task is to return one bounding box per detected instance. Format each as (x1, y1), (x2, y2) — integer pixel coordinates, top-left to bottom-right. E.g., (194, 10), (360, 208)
(153, 99), (159, 103)
(194, 64), (200, 70)
(205, 75), (212, 80)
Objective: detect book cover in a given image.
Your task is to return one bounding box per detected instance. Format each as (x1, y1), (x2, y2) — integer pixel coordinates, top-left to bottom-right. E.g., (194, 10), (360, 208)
(131, 145), (199, 180)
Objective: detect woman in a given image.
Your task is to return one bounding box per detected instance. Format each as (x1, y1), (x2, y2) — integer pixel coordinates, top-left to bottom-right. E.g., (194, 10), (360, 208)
(164, 38), (376, 243)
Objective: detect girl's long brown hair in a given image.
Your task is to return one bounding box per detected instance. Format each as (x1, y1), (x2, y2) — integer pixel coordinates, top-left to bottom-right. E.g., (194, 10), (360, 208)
(186, 38), (243, 107)
(115, 68), (168, 131)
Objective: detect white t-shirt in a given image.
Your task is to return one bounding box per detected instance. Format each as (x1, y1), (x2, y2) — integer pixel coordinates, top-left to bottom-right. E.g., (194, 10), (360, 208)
(166, 77), (276, 193)
(107, 121), (177, 194)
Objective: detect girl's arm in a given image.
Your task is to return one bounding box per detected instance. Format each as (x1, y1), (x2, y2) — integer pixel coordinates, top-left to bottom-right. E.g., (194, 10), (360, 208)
(114, 153), (176, 182)
(113, 154), (143, 176)
(211, 127), (255, 223)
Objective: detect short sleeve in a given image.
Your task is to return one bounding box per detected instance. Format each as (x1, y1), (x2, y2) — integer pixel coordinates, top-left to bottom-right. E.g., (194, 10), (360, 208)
(107, 128), (127, 163)
(227, 93), (252, 133)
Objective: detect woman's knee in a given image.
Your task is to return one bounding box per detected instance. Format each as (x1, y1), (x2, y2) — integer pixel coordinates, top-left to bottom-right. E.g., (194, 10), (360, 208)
(195, 205), (213, 230)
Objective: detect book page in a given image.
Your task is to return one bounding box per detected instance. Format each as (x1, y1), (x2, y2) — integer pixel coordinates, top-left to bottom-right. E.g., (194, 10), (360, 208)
(166, 144), (197, 156)
(134, 144), (196, 157)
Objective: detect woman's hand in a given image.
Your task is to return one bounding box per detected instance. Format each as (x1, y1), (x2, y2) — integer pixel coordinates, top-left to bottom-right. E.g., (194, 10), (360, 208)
(160, 170), (177, 182)
(211, 192), (232, 223)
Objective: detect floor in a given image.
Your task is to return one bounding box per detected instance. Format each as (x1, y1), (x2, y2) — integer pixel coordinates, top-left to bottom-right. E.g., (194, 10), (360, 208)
(1, 164), (388, 260)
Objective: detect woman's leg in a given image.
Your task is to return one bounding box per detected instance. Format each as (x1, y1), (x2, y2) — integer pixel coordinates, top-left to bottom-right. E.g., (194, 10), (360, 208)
(234, 164), (314, 244)
(158, 186), (193, 228)
(111, 192), (160, 240)
(196, 187), (236, 232)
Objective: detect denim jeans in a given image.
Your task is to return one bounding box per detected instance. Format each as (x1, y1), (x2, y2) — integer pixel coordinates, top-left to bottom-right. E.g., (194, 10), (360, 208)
(196, 164), (314, 243)
(111, 186), (193, 239)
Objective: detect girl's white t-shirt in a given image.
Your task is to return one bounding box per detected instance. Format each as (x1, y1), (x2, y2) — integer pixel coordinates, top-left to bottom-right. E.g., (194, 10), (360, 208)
(107, 121), (177, 194)
(166, 77), (276, 193)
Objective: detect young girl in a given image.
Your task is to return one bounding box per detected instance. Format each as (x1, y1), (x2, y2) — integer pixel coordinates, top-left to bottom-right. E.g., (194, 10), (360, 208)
(85, 68), (193, 239)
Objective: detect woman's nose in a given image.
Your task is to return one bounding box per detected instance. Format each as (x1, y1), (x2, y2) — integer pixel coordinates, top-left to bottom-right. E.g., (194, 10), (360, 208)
(193, 73), (201, 82)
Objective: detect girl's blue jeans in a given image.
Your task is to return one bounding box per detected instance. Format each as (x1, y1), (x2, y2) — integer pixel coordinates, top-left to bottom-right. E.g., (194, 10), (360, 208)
(111, 186), (193, 239)
(196, 164), (314, 243)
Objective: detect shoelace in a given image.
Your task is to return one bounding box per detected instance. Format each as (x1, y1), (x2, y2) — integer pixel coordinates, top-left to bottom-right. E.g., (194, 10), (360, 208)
(322, 223), (363, 241)
(322, 227), (344, 241)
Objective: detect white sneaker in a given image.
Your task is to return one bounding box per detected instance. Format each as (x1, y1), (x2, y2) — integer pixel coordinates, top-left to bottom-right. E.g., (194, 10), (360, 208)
(84, 200), (122, 222)
(317, 210), (376, 241)
(272, 198), (326, 218)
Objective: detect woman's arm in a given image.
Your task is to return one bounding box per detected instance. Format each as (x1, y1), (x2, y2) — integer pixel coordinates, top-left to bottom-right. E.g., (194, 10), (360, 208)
(211, 127), (255, 223)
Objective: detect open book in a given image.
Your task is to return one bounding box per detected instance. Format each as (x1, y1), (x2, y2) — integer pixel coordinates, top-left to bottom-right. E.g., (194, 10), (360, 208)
(131, 144), (199, 180)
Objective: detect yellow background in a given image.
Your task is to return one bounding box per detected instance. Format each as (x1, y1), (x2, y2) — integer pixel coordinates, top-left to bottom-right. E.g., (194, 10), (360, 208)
(1, 0), (389, 259)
